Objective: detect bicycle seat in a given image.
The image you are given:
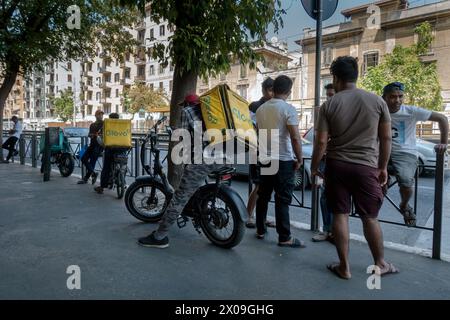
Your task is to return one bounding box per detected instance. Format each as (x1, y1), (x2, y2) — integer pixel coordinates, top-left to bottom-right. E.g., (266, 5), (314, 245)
(208, 167), (235, 179)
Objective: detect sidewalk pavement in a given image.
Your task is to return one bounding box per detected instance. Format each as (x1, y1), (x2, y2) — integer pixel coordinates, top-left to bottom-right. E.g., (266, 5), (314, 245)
(1, 163), (450, 299)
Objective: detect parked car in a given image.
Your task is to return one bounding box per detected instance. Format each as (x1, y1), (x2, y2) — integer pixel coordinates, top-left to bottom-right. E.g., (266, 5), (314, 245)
(303, 127), (448, 176)
(234, 137), (313, 189)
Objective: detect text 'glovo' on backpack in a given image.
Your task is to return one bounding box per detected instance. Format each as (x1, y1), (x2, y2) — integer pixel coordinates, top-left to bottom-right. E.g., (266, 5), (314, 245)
(103, 119), (132, 148)
(199, 84), (257, 150)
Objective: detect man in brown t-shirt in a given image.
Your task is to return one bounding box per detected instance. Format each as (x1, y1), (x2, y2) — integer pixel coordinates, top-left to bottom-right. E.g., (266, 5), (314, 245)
(311, 56), (398, 279)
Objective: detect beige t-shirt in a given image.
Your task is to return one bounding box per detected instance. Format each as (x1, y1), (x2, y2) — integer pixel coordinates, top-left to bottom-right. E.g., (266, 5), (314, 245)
(317, 88), (391, 168)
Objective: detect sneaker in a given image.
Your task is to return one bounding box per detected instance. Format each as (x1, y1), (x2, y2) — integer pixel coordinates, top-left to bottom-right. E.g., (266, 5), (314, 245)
(138, 231), (169, 248)
(77, 179), (87, 184)
(312, 231), (330, 242)
(91, 172), (98, 185)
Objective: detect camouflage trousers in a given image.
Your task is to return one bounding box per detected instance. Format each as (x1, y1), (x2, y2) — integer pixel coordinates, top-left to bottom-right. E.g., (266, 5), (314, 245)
(155, 163), (220, 239)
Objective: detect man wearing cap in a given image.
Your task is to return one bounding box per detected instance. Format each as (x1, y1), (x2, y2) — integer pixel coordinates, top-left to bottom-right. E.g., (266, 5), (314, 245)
(78, 109), (104, 184)
(138, 94), (220, 248)
(383, 82), (448, 226)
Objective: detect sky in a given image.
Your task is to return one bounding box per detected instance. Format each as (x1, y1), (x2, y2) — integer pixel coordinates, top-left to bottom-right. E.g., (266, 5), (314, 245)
(268, 0), (444, 50)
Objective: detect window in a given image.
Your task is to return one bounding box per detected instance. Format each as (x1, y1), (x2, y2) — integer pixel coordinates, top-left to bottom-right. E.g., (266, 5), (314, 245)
(160, 25), (165, 36)
(159, 64), (165, 74)
(321, 77), (333, 98)
(67, 86), (72, 92)
(150, 83), (154, 90)
(362, 52), (379, 75)
(150, 28), (154, 40)
(114, 73), (120, 82)
(240, 65), (247, 79)
(138, 29), (146, 43)
(116, 89), (119, 97)
(124, 68), (131, 79)
(169, 80), (173, 91)
(88, 63), (92, 71)
(96, 92), (101, 101)
(322, 47), (333, 67)
(138, 65), (145, 77)
(169, 62), (174, 72)
(67, 74), (72, 82)
(104, 75), (111, 83)
(125, 52), (130, 61)
(149, 65), (155, 75)
(67, 62), (72, 70)
(236, 85), (248, 100)
(97, 62), (101, 71)
(159, 82), (164, 90)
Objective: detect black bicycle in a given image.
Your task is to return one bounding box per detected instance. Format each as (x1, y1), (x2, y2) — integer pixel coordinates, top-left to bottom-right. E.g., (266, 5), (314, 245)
(107, 150), (130, 199)
(124, 117), (247, 249)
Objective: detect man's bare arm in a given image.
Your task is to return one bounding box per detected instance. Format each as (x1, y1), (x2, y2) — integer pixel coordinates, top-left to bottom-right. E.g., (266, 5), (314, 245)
(378, 121), (392, 186)
(287, 125), (302, 169)
(311, 131), (328, 177)
(429, 112), (449, 147)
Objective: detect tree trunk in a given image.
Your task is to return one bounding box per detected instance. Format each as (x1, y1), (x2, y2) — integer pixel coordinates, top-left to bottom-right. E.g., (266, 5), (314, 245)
(167, 65), (198, 189)
(0, 65), (19, 161)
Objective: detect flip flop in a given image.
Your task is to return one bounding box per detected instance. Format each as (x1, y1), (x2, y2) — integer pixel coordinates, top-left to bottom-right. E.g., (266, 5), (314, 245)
(380, 262), (399, 276)
(265, 220), (276, 228)
(246, 220), (256, 228)
(400, 205), (416, 227)
(278, 237), (306, 248)
(327, 263), (351, 280)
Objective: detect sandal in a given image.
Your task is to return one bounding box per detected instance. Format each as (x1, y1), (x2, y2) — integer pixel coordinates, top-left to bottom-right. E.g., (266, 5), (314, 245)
(380, 262), (399, 276)
(278, 237), (306, 248)
(400, 205), (416, 227)
(327, 263), (351, 280)
(246, 218), (256, 229)
(265, 220), (276, 228)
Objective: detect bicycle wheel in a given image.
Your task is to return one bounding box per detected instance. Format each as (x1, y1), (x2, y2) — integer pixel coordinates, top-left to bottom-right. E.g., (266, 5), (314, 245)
(199, 187), (245, 249)
(124, 180), (170, 222)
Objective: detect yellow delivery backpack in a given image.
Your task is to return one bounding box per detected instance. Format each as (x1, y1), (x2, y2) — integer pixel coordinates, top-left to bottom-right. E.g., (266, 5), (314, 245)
(103, 118), (132, 148)
(199, 84), (257, 149)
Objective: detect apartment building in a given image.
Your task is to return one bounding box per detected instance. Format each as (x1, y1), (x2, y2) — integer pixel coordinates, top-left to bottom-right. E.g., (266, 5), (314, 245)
(197, 40), (304, 123)
(2, 75), (24, 120)
(299, 0), (450, 111)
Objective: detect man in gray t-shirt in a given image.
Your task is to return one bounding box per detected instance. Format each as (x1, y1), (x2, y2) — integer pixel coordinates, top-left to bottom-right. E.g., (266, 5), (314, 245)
(311, 56), (397, 279)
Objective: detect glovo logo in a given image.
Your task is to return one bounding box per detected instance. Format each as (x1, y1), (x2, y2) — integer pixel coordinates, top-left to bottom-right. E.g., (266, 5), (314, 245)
(231, 107), (253, 126)
(106, 129), (130, 137)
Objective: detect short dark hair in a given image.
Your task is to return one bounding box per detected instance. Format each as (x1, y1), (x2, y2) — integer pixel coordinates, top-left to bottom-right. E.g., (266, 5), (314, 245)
(262, 77), (274, 90)
(109, 113), (120, 119)
(11, 116), (18, 121)
(273, 75), (293, 95)
(324, 83), (334, 90)
(330, 56), (359, 83)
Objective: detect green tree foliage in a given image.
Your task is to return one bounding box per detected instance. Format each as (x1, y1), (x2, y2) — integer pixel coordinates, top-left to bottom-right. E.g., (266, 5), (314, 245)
(0, 0), (140, 160)
(118, 0), (285, 186)
(359, 22), (443, 111)
(52, 89), (75, 122)
(123, 82), (168, 114)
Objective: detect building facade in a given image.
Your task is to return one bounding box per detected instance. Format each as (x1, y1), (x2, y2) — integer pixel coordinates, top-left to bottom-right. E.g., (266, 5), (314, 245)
(299, 0), (450, 113)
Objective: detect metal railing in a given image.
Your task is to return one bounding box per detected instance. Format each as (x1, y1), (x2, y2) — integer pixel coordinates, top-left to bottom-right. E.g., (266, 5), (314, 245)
(3, 130), (170, 179)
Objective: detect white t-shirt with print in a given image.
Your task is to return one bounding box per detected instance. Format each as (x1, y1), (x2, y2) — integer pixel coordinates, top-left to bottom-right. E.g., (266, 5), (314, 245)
(256, 98), (299, 161)
(390, 105), (432, 156)
(12, 121), (23, 139)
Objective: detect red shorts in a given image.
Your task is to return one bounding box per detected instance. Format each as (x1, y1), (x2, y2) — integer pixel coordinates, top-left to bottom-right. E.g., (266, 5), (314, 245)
(325, 159), (384, 218)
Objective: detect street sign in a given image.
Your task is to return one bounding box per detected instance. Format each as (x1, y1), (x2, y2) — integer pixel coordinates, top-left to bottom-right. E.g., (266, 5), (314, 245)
(301, 0), (338, 21)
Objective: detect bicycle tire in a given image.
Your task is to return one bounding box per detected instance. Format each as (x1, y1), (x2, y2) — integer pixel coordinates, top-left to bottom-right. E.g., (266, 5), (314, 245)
(124, 180), (170, 222)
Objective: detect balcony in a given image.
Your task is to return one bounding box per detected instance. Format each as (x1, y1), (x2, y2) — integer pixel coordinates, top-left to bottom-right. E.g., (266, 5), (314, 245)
(135, 75), (146, 82)
(135, 20), (146, 30)
(120, 78), (133, 86)
(46, 80), (54, 86)
(135, 57), (146, 65)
